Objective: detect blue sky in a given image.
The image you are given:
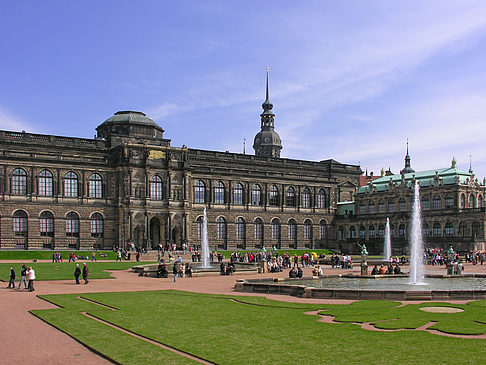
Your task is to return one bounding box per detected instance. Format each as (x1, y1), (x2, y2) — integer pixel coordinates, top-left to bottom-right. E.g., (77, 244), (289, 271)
(2, 1), (486, 178)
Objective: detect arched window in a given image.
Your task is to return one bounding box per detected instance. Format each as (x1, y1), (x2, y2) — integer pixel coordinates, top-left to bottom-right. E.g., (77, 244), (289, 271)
(196, 216), (203, 239)
(421, 195), (429, 210)
(214, 181), (225, 204)
(216, 217), (226, 239)
(388, 199), (395, 213)
(460, 194), (466, 208)
(445, 194), (454, 208)
(445, 222), (453, 237)
(304, 219), (312, 239)
(271, 218), (280, 239)
(236, 217), (245, 239)
(423, 223), (429, 237)
(90, 213), (104, 238)
(398, 224), (405, 238)
(369, 225), (375, 238)
(288, 219), (297, 239)
(38, 170), (53, 196)
(66, 212), (80, 237)
(378, 200), (385, 213)
(390, 224), (395, 237)
(359, 202), (366, 214)
(433, 195), (441, 210)
(319, 220), (327, 239)
(13, 210), (28, 236)
(348, 225), (356, 238)
(338, 226), (345, 240)
(368, 201), (375, 214)
(286, 187), (295, 206)
(233, 183), (243, 205)
(254, 218), (263, 239)
(150, 175), (163, 200)
(39, 211), (54, 237)
(89, 173), (103, 198)
(378, 225), (385, 237)
(459, 222), (467, 237)
(317, 189), (326, 209)
(194, 180), (205, 203)
(64, 171), (78, 197)
(11, 168), (27, 195)
(302, 188), (311, 208)
(398, 198), (406, 212)
(478, 195), (483, 208)
(469, 194), (476, 208)
(433, 222), (441, 237)
(251, 184), (262, 206)
(359, 225), (366, 238)
(269, 185), (279, 206)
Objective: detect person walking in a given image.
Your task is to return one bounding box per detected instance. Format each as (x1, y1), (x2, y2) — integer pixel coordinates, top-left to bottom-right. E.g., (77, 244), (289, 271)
(74, 264), (81, 284)
(82, 263), (89, 284)
(8, 266), (16, 288)
(27, 267), (36, 292)
(173, 262), (179, 282)
(18, 264), (28, 289)
(91, 251), (97, 262)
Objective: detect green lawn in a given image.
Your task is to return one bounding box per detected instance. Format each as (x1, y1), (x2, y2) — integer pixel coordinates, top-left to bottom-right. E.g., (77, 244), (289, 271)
(0, 261), (152, 281)
(0, 250), (117, 260)
(32, 290), (486, 364)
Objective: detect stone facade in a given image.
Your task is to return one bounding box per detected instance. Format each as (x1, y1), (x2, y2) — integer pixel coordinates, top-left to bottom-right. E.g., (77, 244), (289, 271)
(336, 157), (486, 254)
(0, 103), (361, 250)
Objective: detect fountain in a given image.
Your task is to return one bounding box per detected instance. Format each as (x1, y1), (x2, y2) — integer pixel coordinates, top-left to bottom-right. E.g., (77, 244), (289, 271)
(408, 181), (424, 284)
(236, 182), (486, 300)
(200, 207), (211, 268)
(383, 217), (391, 261)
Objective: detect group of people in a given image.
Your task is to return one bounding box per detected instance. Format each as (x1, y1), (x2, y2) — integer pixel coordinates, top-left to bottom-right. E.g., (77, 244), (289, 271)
(7, 264), (36, 291)
(371, 264), (402, 275)
(330, 254), (353, 269)
(73, 263), (90, 284)
(172, 260), (193, 281)
(220, 262), (235, 275)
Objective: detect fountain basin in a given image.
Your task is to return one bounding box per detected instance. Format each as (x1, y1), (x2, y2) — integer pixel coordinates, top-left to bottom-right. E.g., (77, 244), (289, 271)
(234, 274), (486, 301)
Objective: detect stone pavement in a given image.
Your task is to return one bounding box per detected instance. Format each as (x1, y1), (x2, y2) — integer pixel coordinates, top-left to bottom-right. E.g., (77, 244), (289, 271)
(1, 262), (485, 364)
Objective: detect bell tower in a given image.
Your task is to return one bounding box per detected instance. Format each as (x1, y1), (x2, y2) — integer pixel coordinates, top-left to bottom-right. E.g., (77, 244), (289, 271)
(253, 67), (282, 158)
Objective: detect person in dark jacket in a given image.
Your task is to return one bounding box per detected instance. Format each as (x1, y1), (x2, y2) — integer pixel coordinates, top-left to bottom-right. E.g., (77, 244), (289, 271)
(74, 264), (81, 284)
(82, 263), (89, 284)
(8, 266), (15, 288)
(18, 264), (28, 289)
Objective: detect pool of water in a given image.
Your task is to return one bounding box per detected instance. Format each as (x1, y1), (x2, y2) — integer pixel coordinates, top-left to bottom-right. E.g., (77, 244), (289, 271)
(293, 276), (486, 291)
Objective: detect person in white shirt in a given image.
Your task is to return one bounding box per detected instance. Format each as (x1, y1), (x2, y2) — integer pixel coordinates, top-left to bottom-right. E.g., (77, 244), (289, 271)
(27, 267), (36, 292)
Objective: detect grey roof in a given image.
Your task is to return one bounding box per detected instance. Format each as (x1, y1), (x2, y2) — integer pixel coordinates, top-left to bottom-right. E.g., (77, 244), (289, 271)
(98, 111), (163, 131)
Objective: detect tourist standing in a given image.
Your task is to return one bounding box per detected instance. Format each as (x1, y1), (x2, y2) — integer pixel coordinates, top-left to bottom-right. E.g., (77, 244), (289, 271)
(173, 262), (179, 282)
(74, 264), (81, 284)
(8, 266), (16, 288)
(82, 263), (89, 284)
(18, 264), (28, 289)
(27, 267), (35, 292)
(91, 251), (97, 262)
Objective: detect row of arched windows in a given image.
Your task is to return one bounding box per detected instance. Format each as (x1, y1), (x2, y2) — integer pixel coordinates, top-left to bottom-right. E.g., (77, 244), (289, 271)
(194, 180), (328, 208)
(196, 217), (328, 241)
(338, 221), (480, 240)
(10, 168), (104, 198)
(11, 210), (104, 238)
(359, 193), (484, 215)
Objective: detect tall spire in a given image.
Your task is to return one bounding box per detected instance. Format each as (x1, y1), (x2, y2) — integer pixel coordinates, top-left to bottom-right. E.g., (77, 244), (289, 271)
(253, 66), (282, 158)
(401, 139), (415, 174)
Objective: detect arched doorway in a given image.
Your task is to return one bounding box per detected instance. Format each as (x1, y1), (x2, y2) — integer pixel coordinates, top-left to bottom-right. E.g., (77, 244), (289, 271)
(172, 226), (182, 249)
(133, 225), (144, 248)
(150, 217), (161, 249)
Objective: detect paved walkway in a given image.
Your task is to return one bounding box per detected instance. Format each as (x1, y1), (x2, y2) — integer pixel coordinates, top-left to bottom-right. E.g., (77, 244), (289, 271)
(1, 262), (485, 364)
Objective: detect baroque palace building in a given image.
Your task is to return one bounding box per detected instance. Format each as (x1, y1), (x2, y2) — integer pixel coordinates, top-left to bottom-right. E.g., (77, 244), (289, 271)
(0, 74), (361, 250)
(335, 148), (486, 254)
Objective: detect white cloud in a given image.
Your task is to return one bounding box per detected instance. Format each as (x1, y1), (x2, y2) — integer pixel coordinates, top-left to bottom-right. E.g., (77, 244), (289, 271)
(0, 108), (36, 133)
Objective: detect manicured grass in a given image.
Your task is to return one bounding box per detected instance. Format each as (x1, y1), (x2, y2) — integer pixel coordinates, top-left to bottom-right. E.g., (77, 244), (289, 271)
(0, 250), (117, 260)
(0, 261), (153, 281)
(32, 291), (486, 364)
